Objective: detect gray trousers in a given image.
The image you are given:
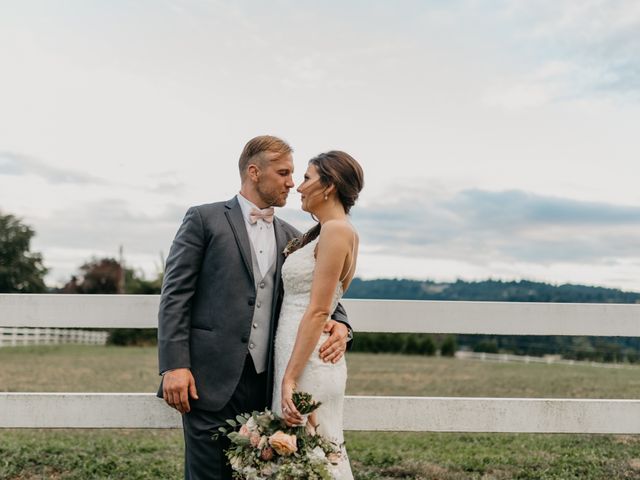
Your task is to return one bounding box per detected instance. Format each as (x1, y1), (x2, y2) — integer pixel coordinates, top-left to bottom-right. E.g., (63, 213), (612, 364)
(182, 355), (268, 480)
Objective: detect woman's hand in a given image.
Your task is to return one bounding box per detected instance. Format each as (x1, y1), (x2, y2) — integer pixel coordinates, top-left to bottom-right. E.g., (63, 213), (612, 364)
(281, 377), (304, 426)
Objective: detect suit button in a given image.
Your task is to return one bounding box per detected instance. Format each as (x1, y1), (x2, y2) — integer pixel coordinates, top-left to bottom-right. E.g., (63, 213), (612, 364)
(241, 335), (248, 343)
(256, 301), (261, 308)
(248, 298), (255, 306)
(249, 342), (255, 349)
(253, 323), (258, 329)
(259, 282), (265, 289)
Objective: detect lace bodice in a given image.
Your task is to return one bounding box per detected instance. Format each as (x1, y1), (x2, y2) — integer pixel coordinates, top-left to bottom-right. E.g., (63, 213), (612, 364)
(280, 238), (343, 314)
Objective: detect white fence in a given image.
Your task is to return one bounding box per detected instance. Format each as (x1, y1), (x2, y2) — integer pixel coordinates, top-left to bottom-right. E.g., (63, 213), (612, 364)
(454, 350), (639, 369)
(1, 294), (640, 433)
(0, 327), (108, 347)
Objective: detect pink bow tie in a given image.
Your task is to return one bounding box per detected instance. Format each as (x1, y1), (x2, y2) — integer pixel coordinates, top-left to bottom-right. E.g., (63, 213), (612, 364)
(249, 207), (275, 224)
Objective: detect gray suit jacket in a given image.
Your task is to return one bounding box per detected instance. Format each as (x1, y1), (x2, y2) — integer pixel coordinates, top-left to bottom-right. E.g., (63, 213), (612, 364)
(157, 197), (349, 411)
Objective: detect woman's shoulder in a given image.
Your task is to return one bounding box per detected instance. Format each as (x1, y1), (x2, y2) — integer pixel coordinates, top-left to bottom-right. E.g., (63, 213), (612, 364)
(320, 219), (358, 241)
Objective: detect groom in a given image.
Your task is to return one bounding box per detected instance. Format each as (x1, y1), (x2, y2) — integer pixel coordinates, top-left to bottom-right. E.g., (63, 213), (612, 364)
(157, 135), (351, 480)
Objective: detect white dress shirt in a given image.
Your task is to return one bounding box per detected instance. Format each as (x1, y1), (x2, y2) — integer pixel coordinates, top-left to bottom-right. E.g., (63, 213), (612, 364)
(236, 193), (277, 277)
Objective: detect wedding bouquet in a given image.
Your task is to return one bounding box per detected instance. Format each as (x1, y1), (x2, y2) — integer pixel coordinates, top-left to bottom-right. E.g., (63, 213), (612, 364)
(215, 391), (341, 479)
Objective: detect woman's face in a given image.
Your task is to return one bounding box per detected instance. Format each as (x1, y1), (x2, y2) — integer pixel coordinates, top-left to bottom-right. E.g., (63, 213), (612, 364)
(297, 164), (326, 213)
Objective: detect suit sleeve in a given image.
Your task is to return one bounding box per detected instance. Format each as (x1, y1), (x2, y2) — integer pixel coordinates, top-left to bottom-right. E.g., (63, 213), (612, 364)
(331, 302), (354, 350)
(157, 207), (206, 374)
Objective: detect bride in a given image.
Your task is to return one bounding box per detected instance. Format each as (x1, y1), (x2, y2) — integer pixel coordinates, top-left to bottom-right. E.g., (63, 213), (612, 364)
(272, 151), (364, 479)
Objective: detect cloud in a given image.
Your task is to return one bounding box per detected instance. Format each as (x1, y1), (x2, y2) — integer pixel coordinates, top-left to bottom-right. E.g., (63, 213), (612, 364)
(27, 189), (640, 290)
(483, 0), (640, 106)
(27, 199), (188, 284)
(347, 187), (640, 265)
(447, 189), (640, 226)
(145, 180), (187, 195)
(0, 151), (106, 185)
(34, 199), (186, 255)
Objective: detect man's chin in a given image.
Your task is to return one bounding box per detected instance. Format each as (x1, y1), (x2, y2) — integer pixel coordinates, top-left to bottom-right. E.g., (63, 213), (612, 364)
(271, 198), (287, 208)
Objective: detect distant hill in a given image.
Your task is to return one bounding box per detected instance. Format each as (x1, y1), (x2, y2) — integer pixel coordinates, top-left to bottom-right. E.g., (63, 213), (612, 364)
(344, 278), (640, 361)
(344, 278), (640, 303)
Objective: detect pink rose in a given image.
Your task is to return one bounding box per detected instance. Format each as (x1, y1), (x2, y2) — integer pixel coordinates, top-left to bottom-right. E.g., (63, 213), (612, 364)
(268, 431), (298, 456)
(238, 424), (251, 438)
(250, 432), (261, 448)
(305, 421), (317, 437)
(327, 452), (342, 464)
(260, 446), (274, 461)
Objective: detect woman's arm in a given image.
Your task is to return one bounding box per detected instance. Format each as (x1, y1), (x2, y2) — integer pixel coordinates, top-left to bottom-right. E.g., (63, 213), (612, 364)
(281, 220), (355, 422)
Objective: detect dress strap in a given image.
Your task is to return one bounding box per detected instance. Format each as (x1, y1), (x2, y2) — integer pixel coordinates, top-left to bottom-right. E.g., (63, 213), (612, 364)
(339, 231), (357, 284)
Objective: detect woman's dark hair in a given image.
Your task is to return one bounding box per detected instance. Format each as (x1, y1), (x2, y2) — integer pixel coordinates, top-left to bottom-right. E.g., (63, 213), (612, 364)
(286, 151), (364, 256)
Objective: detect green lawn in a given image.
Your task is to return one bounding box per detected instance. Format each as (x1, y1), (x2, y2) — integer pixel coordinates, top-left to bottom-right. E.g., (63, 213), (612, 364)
(1, 345), (640, 479)
(3, 345), (640, 398)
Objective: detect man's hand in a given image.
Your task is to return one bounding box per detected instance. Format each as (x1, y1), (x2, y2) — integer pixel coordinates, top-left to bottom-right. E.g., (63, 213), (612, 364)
(162, 368), (199, 414)
(319, 320), (348, 363)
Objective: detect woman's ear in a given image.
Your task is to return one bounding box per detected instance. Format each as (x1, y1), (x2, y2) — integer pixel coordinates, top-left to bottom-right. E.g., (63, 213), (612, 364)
(324, 184), (336, 197)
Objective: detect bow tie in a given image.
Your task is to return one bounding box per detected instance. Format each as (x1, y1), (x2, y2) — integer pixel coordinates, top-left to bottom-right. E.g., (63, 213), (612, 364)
(249, 207), (275, 224)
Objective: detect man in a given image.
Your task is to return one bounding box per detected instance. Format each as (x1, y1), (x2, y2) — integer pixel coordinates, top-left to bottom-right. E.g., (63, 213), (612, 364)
(157, 135), (351, 480)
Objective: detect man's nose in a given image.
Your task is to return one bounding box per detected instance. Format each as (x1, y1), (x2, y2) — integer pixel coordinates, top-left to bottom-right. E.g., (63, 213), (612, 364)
(286, 176), (295, 188)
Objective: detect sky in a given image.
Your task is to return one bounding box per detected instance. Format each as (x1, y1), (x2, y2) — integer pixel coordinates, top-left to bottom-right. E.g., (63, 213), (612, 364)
(1, 0), (639, 292)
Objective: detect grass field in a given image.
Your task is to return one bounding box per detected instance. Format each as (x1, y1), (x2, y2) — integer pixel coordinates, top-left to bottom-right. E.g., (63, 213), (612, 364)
(2, 345), (640, 479)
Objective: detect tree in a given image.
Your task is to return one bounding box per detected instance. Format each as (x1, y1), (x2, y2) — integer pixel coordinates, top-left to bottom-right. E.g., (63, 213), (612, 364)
(0, 211), (48, 292)
(440, 335), (457, 357)
(63, 257), (162, 345)
(124, 267), (162, 295)
(76, 258), (123, 294)
(405, 334), (436, 356)
(473, 339), (499, 354)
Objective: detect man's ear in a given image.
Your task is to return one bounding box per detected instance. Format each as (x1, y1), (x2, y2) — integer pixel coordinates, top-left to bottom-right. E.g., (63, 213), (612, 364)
(247, 164), (260, 182)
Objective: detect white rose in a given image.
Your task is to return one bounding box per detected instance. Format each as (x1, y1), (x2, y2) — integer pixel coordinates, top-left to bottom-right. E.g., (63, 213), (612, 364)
(245, 417), (258, 433)
(308, 446), (327, 463)
(229, 454), (242, 470)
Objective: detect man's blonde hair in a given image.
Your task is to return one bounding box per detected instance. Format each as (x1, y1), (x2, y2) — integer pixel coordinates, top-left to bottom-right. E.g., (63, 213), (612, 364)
(238, 135), (293, 179)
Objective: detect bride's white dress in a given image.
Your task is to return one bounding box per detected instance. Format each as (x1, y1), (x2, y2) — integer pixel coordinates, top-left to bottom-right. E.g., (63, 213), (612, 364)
(272, 237), (353, 479)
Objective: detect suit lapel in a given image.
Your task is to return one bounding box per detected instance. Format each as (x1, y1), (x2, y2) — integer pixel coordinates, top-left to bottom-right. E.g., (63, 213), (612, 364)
(224, 197), (255, 284)
(272, 217), (288, 304)
(266, 216), (289, 405)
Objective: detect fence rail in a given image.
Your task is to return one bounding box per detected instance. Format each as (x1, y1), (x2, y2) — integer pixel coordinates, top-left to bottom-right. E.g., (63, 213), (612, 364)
(0, 327), (108, 347)
(454, 350), (639, 369)
(1, 294), (639, 433)
(2, 393), (640, 434)
(1, 294), (639, 335)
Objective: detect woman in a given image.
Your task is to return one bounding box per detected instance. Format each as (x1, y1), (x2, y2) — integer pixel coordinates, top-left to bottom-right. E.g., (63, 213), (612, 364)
(272, 150), (363, 479)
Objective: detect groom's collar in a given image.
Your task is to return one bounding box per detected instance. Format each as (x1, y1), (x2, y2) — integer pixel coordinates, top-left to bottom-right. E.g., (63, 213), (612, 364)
(224, 195), (282, 225)
(236, 193), (272, 226)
